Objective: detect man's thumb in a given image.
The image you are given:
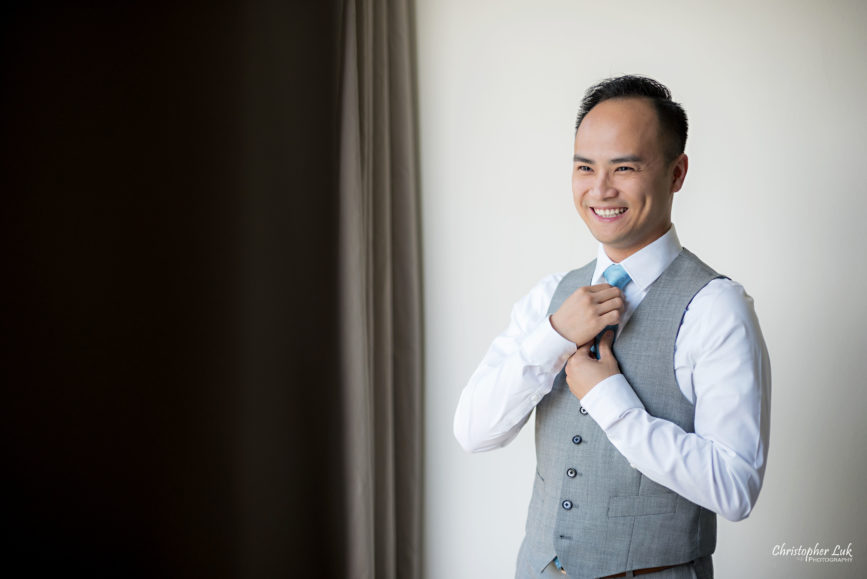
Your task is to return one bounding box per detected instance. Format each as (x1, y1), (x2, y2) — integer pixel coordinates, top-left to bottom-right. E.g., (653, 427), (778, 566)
(598, 328), (616, 354)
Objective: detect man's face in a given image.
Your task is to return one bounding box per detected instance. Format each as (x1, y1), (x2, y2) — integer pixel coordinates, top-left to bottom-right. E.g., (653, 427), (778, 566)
(572, 97), (687, 262)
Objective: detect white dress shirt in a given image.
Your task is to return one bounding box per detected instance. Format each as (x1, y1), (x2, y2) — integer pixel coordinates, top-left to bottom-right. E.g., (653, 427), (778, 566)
(453, 226), (771, 522)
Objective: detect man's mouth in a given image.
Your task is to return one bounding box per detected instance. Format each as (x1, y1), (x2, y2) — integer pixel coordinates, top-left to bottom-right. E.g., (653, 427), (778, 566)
(592, 207), (627, 218)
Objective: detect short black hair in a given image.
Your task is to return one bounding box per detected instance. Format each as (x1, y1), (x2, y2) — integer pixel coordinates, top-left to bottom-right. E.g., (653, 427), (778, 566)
(574, 75), (688, 161)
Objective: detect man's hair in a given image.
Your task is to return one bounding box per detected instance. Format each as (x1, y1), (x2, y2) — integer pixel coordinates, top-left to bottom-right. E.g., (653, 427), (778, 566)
(574, 75), (688, 161)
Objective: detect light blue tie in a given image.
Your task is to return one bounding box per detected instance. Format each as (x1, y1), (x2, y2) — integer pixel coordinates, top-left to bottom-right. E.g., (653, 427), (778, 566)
(590, 263), (631, 359)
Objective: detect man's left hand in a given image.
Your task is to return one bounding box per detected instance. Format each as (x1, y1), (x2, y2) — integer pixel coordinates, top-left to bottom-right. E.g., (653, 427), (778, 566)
(565, 329), (621, 400)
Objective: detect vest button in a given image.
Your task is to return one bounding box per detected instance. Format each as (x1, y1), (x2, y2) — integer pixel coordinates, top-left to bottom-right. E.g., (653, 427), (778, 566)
(571, 435), (582, 445)
(579, 406), (588, 415)
(561, 500), (573, 510)
(566, 468), (577, 478)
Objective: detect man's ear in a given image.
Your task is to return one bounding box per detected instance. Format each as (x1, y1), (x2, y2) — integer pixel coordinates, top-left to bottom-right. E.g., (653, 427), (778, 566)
(671, 153), (688, 193)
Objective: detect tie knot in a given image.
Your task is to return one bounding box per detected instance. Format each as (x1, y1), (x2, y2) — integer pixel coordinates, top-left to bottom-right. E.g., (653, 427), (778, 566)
(603, 263), (631, 290)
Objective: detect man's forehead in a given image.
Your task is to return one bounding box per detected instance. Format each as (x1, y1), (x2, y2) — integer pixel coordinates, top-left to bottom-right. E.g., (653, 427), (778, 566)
(574, 97), (662, 155)
(584, 96), (656, 120)
(579, 98), (658, 132)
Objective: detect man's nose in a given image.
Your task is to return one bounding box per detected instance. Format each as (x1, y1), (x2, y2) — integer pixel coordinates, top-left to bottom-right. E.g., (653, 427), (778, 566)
(593, 172), (616, 198)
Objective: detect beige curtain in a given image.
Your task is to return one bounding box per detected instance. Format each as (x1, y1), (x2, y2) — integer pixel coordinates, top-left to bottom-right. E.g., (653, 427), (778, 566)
(338, 0), (423, 577)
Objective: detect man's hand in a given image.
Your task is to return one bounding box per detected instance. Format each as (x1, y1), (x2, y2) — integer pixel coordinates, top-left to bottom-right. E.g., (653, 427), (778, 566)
(550, 283), (624, 345)
(565, 330), (621, 400)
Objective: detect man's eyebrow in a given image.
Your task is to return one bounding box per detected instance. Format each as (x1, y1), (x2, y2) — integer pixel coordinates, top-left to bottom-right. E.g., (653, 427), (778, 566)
(610, 155), (643, 163)
(573, 155), (644, 164)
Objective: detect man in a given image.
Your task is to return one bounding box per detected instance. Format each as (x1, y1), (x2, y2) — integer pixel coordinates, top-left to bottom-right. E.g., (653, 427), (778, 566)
(453, 76), (771, 579)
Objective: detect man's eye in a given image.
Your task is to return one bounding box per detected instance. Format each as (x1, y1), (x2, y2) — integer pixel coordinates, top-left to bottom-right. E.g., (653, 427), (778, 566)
(614, 166), (635, 172)
(576, 165), (592, 173)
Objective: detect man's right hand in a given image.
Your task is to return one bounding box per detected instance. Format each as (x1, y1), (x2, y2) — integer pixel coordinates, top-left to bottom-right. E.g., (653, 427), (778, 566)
(549, 284), (624, 345)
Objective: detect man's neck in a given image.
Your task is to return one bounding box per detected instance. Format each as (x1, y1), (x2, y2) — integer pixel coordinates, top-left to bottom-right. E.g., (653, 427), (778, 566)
(595, 226), (682, 292)
(603, 228), (673, 263)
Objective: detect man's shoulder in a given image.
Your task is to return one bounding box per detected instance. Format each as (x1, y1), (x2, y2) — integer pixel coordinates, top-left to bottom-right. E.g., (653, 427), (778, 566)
(673, 249), (751, 302)
(671, 249), (759, 322)
(686, 275), (758, 339)
(673, 247), (722, 279)
(697, 276), (754, 307)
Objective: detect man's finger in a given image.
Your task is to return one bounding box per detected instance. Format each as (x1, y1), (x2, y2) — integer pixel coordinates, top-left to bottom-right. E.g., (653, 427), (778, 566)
(596, 295), (624, 315)
(585, 283), (614, 292)
(592, 286), (622, 301)
(597, 328), (616, 357)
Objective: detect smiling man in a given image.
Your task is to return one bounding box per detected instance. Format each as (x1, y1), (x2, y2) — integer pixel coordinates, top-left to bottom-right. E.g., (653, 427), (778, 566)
(454, 76), (771, 579)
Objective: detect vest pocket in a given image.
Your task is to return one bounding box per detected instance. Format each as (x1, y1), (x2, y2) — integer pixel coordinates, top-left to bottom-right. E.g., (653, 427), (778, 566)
(607, 493), (677, 518)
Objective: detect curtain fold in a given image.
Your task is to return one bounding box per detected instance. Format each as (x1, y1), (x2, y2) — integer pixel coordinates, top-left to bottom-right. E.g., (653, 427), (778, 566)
(338, 0), (423, 577)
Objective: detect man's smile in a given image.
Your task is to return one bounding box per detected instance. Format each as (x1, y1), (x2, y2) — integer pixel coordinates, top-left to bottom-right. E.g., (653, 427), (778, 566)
(591, 207), (627, 218)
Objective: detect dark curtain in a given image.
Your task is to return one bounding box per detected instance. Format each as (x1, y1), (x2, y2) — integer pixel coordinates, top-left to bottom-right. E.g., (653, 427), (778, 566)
(1, 1), (422, 578)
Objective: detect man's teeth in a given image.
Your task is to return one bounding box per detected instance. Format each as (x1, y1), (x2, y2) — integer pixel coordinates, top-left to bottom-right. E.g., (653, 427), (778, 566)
(593, 207), (626, 218)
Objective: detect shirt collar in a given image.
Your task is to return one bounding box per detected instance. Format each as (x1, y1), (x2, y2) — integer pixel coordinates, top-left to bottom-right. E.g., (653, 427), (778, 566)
(591, 225), (683, 292)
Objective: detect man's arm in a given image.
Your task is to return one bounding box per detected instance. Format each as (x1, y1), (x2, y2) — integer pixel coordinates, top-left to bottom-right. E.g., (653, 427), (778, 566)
(453, 274), (573, 452)
(566, 280), (771, 521)
(453, 272), (626, 452)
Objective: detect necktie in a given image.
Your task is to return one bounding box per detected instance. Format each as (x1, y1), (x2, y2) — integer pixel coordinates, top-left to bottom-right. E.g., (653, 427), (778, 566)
(590, 263), (631, 359)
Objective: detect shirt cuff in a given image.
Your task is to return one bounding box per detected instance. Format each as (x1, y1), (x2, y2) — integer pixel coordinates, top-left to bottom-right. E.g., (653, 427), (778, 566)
(519, 315), (578, 374)
(580, 374), (646, 430)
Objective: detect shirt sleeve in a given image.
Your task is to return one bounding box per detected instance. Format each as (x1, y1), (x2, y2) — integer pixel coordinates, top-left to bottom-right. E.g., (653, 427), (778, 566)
(579, 279), (771, 521)
(453, 273), (577, 452)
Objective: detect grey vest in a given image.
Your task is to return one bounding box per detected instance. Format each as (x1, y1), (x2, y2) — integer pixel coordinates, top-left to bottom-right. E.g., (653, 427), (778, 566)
(522, 249), (720, 579)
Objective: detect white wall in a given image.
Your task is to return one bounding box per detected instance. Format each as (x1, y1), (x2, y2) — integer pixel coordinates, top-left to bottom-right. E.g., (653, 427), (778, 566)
(417, 1), (867, 577)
